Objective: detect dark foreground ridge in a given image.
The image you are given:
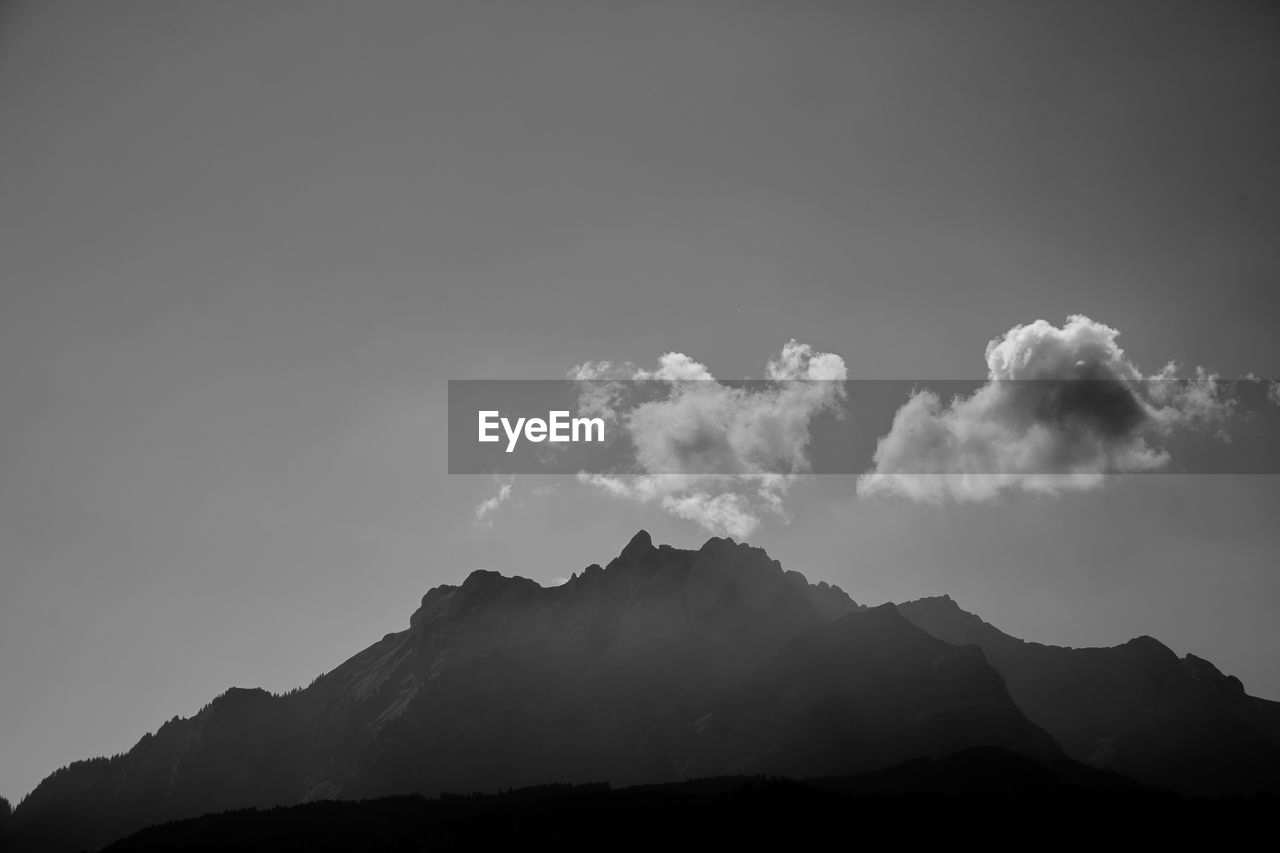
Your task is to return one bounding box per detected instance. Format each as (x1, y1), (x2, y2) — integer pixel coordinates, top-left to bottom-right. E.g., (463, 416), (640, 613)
(6, 532), (1279, 851)
(100, 749), (1270, 852)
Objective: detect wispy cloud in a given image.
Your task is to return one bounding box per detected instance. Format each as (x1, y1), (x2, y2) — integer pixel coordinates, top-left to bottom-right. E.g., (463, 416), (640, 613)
(473, 481), (513, 527)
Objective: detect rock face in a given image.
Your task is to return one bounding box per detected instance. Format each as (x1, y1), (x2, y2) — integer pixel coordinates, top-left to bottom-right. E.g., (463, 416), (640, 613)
(898, 595), (1280, 796)
(9, 532), (1044, 852)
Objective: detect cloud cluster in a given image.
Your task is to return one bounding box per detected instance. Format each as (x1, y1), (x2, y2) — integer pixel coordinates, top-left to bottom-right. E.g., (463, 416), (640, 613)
(473, 482), (513, 527)
(858, 315), (1237, 502)
(572, 341), (846, 537)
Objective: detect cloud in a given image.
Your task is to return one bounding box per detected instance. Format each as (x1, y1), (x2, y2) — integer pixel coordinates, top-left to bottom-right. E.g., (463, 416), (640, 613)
(1146, 363), (1237, 440)
(570, 341), (846, 536)
(660, 489), (779, 539)
(1269, 380), (1280, 408)
(858, 315), (1238, 503)
(473, 482), (513, 527)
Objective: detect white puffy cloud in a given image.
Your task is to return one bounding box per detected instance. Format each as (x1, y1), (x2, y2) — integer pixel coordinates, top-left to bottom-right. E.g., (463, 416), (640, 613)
(858, 315), (1238, 503)
(473, 482), (513, 527)
(570, 341), (846, 537)
(635, 352), (716, 382)
(766, 339), (849, 381)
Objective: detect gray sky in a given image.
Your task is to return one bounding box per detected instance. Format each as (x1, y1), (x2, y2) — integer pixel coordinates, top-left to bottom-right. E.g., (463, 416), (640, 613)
(2, 0), (1278, 802)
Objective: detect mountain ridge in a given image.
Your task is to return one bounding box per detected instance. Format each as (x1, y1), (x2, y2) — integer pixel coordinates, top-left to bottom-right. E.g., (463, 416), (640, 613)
(898, 593), (1280, 795)
(7, 531), (1277, 852)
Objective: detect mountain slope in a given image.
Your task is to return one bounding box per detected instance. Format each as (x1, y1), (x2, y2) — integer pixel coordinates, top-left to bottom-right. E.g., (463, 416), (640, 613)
(695, 604), (1062, 777)
(13, 532), (1050, 852)
(898, 595), (1280, 796)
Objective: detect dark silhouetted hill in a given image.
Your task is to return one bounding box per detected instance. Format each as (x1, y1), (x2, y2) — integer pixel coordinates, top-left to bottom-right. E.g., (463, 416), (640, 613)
(96, 750), (1268, 852)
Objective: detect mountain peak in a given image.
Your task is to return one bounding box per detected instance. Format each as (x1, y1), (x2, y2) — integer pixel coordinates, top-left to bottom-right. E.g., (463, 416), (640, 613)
(1122, 635), (1178, 659)
(698, 535), (745, 554)
(621, 529), (654, 557)
(909, 594), (960, 610)
(455, 569), (541, 602)
(460, 568), (505, 587)
(1183, 653), (1246, 696)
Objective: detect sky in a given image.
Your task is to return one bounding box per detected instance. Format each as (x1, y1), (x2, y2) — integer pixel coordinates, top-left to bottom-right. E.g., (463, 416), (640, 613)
(2, 0), (1279, 803)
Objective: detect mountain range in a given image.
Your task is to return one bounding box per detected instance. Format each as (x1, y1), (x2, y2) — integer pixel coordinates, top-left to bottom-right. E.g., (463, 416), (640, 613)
(7, 531), (1279, 851)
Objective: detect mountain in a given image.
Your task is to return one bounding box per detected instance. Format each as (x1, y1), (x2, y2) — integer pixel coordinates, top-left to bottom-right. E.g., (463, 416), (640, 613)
(8, 532), (1049, 852)
(898, 595), (1280, 796)
(11, 532), (1278, 851)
